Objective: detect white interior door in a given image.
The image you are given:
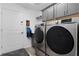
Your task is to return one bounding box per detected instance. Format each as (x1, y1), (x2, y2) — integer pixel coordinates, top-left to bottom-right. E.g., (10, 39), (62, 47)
(0, 7), (2, 55)
(1, 8), (25, 54)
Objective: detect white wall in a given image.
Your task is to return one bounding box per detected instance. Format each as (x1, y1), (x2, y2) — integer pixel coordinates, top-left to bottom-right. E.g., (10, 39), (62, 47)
(0, 3), (42, 54)
(1, 3), (42, 33)
(72, 17), (79, 23)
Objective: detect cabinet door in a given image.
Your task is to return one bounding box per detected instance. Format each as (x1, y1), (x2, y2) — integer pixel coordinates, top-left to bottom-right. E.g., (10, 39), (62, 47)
(64, 3), (69, 16)
(56, 3), (65, 18)
(54, 4), (57, 19)
(47, 6), (54, 20)
(42, 9), (48, 21)
(1, 8), (25, 54)
(68, 3), (79, 15)
(54, 3), (68, 18)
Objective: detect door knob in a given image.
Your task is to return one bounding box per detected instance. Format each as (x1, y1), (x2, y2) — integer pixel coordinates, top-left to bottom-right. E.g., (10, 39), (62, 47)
(21, 32), (24, 34)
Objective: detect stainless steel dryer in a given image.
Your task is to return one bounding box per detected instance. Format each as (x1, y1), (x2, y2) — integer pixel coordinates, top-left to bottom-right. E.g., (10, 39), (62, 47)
(34, 23), (46, 56)
(46, 23), (78, 56)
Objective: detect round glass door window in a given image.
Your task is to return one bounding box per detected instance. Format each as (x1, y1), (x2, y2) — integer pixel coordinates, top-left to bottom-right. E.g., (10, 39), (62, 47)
(46, 26), (74, 54)
(35, 27), (44, 43)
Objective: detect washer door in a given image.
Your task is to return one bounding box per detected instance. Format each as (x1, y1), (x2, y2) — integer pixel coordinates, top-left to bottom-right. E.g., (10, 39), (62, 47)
(35, 27), (44, 43)
(46, 26), (74, 54)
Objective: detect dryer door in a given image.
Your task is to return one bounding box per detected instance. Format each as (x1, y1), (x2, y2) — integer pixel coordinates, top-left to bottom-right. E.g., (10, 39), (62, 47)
(46, 26), (74, 54)
(35, 27), (44, 43)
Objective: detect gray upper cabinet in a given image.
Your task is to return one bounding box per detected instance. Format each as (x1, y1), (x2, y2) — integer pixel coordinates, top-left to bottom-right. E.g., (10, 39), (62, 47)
(42, 3), (79, 21)
(42, 9), (48, 21)
(47, 6), (54, 20)
(68, 3), (79, 15)
(55, 3), (68, 18)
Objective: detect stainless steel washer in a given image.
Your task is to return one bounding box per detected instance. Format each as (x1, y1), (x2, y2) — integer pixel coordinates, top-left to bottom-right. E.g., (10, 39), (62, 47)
(46, 23), (78, 56)
(34, 23), (46, 56)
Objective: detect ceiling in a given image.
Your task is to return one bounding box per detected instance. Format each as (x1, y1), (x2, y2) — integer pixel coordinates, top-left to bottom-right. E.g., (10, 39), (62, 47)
(18, 3), (52, 11)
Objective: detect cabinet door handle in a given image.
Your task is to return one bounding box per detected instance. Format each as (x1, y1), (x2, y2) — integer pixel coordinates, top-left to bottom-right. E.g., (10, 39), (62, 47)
(64, 11), (65, 15)
(67, 10), (68, 15)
